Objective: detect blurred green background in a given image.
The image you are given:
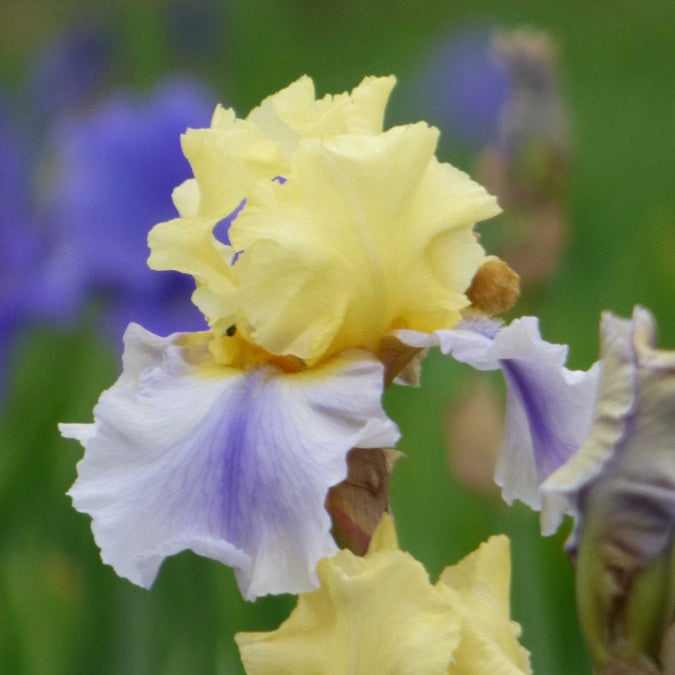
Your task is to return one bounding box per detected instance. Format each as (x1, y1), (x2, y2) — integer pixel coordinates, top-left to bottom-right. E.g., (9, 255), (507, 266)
(2, 1), (675, 673)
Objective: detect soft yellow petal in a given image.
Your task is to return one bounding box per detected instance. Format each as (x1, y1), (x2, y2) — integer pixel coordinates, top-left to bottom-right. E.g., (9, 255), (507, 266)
(345, 75), (398, 134)
(247, 75), (396, 158)
(147, 124), (281, 327)
(147, 76), (400, 336)
(236, 521), (531, 674)
(182, 109), (287, 219)
(171, 178), (200, 218)
(439, 535), (511, 615)
(236, 547), (461, 675)
(148, 106), (289, 328)
(231, 124), (499, 363)
(148, 214), (239, 332)
(438, 536), (532, 674)
(147, 76), (499, 356)
(365, 512), (399, 555)
(191, 283), (240, 336)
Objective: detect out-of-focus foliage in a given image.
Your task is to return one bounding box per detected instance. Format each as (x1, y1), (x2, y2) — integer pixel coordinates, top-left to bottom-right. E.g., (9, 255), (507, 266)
(1, 1), (674, 673)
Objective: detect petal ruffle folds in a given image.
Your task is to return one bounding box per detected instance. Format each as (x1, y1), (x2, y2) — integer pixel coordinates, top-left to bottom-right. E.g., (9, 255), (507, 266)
(232, 125), (499, 364)
(439, 536), (532, 674)
(396, 315), (599, 532)
(147, 76), (399, 337)
(246, 75), (397, 156)
(60, 324), (399, 600)
(236, 515), (530, 675)
(543, 306), (675, 553)
(236, 513), (461, 675)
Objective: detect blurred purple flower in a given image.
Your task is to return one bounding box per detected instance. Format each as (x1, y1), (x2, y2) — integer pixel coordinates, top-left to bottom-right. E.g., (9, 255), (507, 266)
(28, 22), (117, 130)
(40, 76), (217, 342)
(0, 92), (45, 394)
(415, 27), (510, 149)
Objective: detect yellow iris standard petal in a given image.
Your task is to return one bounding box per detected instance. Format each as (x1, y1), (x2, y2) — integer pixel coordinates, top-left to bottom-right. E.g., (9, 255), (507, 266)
(180, 109), (287, 219)
(236, 518), (530, 674)
(148, 75), (499, 359)
(247, 75), (396, 157)
(149, 210), (239, 335)
(231, 124), (500, 363)
(148, 75), (398, 338)
(438, 536), (532, 675)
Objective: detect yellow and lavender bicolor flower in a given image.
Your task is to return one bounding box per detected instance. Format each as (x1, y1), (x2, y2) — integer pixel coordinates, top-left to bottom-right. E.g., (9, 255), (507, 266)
(236, 514), (531, 674)
(542, 307), (675, 670)
(396, 313), (599, 532)
(60, 76), (501, 599)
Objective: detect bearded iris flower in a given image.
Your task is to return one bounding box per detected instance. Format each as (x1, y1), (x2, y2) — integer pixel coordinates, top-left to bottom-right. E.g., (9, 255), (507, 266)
(236, 514), (531, 674)
(541, 307), (675, 671)
(60, 76), (504, 599)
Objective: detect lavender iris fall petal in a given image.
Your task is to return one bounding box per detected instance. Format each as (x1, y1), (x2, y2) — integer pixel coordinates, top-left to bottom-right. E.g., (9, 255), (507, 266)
(396, 315), (599, 531)
(60, 324), (399, 599)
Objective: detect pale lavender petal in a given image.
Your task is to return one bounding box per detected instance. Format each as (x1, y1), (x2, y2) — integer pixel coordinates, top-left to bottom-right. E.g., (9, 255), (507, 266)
(60, 325), (399, 599)
(541, 312), (637, 502)
(397, 316), (599, 526)
(543, 307), (675, 548)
